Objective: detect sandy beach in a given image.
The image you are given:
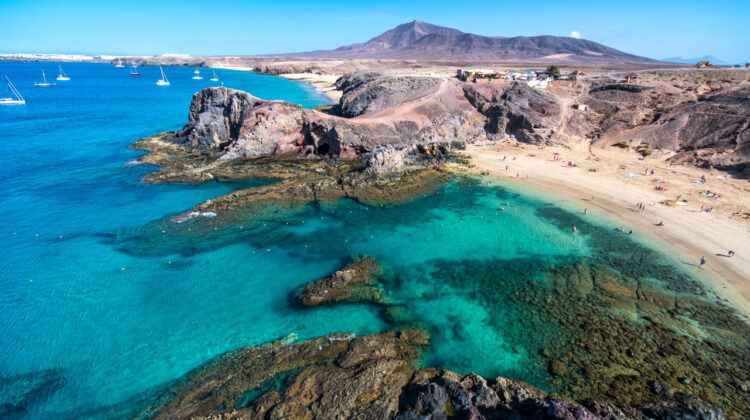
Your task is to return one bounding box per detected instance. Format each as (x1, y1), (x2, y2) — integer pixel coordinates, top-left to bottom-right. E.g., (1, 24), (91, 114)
(463, 142), (750, 316)
(277, 73), (342, 102)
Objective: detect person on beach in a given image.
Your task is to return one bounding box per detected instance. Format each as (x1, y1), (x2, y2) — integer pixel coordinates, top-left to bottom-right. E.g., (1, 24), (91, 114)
(728, 250), (735, 257)
(591, 193), (596, 201)
(505, 165), (508, 171)
(699, 256), (706, 268)
(656, 221), (664, 226)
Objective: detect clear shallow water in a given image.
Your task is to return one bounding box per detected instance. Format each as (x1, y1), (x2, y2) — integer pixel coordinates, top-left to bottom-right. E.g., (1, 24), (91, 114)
(1, 62), (744, 419)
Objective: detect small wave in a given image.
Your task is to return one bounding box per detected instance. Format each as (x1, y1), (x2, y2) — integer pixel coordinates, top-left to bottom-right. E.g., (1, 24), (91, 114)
(171, 211), (217, 223)
(125, 160), (147, 166)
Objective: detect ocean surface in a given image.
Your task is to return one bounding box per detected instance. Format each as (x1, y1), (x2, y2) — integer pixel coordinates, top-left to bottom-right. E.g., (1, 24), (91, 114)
(1, 62), (746, 419)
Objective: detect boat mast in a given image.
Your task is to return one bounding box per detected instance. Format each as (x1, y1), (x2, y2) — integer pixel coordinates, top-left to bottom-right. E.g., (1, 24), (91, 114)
(5, 75), (25, 101)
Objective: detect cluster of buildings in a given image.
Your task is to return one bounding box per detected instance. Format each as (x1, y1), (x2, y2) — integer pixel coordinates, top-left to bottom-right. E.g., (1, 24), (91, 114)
(456, 68), (576, 89)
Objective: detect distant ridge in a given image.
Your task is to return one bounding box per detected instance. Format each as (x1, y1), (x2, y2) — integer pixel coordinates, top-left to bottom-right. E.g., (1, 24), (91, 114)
(662, 55), (729, 65)
(290, 20), (662, 64)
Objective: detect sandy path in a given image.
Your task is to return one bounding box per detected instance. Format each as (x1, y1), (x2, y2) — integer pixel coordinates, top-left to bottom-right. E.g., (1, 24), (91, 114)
(463, 143), (750, 316)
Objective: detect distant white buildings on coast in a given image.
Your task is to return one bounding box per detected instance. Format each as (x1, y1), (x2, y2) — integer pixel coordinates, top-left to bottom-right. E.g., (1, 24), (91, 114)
(456, 68), (575, 89)
(0, 53), (192, 62)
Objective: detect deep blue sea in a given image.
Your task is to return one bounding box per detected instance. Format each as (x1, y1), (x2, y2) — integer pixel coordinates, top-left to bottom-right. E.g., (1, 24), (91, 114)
(0, 62), (733, 419)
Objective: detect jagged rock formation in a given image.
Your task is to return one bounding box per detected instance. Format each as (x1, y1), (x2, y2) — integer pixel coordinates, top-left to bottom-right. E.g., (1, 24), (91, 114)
(296, 256), (387, 306)
(164, 84), (484, 164)
(462, 81), (563, 143)
(582, 71), (750, 175)
(639, 88), (749, 172)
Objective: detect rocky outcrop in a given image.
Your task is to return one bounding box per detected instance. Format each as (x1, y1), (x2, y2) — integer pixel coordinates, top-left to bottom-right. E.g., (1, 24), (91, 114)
(335, 71), (442, 117)
(593, 84), (750, 175)
(462, 82), (562, 144)
(179, 87), (305, 155)
(663, 89), (750, 173)
(159, 85), (484, 168)
(296, 256), (387, 306)
(141, 329), (729, 420)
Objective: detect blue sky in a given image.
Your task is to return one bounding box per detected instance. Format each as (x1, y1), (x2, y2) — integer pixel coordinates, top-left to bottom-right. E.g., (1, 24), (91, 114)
(1, 0), (748, 63)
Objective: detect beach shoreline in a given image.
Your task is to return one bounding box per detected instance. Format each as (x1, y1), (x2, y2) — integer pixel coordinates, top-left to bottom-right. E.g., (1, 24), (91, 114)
(461, 143), (750, 318)
(208, 63), (342, 102)
(276, 73), (342, 102)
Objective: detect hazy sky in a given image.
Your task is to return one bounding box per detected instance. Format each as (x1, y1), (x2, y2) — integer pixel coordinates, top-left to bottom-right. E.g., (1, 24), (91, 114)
(2, 0), (748, 63)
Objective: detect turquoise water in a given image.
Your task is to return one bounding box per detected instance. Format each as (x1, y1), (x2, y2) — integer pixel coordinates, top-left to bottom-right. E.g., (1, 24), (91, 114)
(0, 62), (737, 418)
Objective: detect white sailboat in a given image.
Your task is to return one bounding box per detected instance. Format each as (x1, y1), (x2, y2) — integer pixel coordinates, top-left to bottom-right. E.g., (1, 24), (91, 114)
(34, 70), (55, 87)
(209, 69), (219, 82)
(156, 66), (170, 86)
(56, 65), (70, 81)
(1, 74), (26, 105)
(192, 68), (203, 80)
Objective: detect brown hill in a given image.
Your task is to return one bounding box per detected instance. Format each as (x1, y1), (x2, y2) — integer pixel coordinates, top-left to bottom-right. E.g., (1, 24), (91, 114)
(292, 20), (661, 64)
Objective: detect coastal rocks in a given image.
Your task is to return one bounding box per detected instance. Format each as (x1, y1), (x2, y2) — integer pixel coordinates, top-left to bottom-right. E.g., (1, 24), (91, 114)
(335, 71), (442, 117)
(177, 87), (307, 156)
(640, 392), (728, 420)
(145, 329), (615, 420)
(462, 81), (562, 144)
(296, 256), (387, 306)
(145, 330), (429, 419)
(364, 142), (460, 175)
(153, 85), (485, 166)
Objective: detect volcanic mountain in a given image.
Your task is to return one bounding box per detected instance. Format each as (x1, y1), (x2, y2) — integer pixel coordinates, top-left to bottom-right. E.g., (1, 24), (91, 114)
(293, 20), (660, 64)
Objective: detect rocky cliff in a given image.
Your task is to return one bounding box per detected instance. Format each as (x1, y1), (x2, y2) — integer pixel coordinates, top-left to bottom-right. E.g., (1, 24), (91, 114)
(159, 76), (485, 167)
(579, 70), (750, 175)
(463, 81), (563, 144)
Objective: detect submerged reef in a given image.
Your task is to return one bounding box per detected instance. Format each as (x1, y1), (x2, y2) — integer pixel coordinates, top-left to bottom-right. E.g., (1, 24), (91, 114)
(0, 369), (66, 420)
